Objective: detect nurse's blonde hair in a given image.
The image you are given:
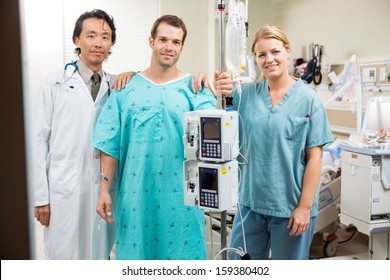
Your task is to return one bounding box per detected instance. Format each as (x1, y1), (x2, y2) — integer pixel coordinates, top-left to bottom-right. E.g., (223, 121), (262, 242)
(251, 24), (294, 81)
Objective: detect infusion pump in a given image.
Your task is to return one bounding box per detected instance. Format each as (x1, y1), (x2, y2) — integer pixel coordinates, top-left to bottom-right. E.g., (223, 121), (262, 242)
(183, 109), (240, 211)
(184, 159), (238, 212)
(183, 109), (239, 162)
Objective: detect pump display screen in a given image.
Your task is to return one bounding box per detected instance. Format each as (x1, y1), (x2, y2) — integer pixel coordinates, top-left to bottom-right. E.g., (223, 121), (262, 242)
(203, 119), (220, 140)
(199, 167), (219, 209)
(200, 117), (222, 159)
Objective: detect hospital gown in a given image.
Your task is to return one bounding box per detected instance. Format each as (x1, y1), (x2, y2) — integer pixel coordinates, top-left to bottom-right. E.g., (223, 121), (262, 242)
(93, 73), (216, 260)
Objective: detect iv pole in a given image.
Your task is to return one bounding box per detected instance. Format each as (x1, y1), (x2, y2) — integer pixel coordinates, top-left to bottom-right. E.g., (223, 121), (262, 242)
(217, 0), (228, 260)
(217, 0), (226, 110)
(216, 0), (250, 260)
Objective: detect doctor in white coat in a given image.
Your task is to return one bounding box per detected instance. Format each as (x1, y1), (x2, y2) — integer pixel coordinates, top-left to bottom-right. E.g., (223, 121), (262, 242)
(33, 9), (117, 259)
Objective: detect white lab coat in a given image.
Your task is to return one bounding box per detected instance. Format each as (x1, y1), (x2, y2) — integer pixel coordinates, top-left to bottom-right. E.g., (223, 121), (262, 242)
(32, 67), (116, 259)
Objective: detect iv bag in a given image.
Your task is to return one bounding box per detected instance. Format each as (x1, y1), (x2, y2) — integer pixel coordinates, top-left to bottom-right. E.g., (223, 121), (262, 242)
(225, 0), (247, 76)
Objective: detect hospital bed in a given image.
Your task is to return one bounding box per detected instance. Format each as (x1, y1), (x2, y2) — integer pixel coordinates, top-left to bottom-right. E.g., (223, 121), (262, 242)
(311, 138), (359, 257)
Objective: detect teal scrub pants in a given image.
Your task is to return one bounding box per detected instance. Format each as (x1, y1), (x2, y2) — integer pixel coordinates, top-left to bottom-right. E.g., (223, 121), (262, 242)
(230, 205), (317, 260)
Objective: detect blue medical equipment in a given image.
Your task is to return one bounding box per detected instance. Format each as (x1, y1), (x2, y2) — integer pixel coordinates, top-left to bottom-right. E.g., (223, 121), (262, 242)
(63, 60), (78, 83)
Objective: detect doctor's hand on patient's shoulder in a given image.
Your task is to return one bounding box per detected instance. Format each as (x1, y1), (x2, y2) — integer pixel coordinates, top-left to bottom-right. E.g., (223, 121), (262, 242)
(191, 72), (210, 93)
(35, 204), (50, 227)
(112, 71), (137, 91)
(213, 71), (233, 98)
(96, 190), (115, 224)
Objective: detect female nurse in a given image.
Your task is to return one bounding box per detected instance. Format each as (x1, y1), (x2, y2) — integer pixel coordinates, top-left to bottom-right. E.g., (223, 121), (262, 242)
(215, 24), (333, 259)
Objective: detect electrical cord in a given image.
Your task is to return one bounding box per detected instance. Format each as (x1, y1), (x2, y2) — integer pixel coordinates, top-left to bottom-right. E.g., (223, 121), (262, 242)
(236, 203), (247, 254)
(213, 247), (246, 260)
(212, 203), (250, 260)
(235, 94), (249, 166)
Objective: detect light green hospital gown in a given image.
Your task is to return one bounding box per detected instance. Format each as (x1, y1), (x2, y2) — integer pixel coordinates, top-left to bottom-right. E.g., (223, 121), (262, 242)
(93, 73), (216, 260)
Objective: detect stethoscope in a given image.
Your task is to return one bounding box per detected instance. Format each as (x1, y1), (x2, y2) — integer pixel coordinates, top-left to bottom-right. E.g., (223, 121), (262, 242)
(313, 44), (323, 85)
(57, 61), (111, 96)
(64, 61), (79, 83)
(55, 61), (78, 88)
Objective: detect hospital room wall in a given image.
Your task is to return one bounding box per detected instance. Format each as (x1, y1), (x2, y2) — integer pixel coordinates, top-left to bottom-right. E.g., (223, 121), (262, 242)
(162, 0), (390, 82)
(269, 0), (390, 64)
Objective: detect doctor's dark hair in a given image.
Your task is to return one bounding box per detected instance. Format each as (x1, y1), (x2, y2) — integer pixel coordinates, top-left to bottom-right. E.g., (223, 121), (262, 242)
(72, 9), (117, 55)
(150, 14), (187, 46)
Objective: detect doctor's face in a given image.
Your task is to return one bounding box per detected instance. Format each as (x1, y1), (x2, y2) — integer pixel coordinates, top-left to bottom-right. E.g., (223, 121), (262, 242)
(149, 22), (184, 69)
(74, 18), (112, 71)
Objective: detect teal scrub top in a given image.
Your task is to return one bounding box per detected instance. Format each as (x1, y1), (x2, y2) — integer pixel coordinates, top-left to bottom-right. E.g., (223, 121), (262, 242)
(231, 79), (333, 218)
(93, 73), (216, 260)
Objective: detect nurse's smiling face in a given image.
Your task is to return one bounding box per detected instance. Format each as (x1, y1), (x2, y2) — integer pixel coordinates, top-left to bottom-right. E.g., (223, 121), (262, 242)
(253, 38), (291, 82)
